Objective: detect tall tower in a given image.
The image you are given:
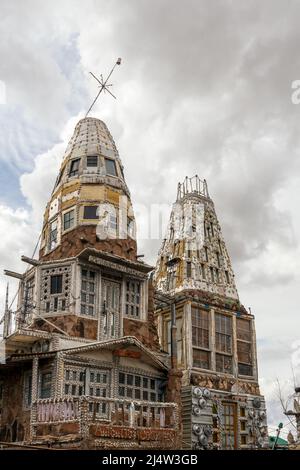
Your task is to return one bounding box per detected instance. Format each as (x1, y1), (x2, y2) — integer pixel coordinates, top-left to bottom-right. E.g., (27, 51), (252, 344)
(154, 175), (238, 300)
(39, 117), (136, 262)
(154, 176), (268, 450)
(9, 117), (159, 350)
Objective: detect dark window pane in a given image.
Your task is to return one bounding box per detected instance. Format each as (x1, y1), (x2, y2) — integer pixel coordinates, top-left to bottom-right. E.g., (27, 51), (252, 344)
(238, 363), (253, 376)
(143, 378), (148, 388)
(119, 372), (125, 384)
(83, 206), (98, 219)
(135, 376), (141, 387)
(40, 372), (52, 398)
(87, 155), (98, 167)
(193, 349), (210, 369)
(63, 210), (75, 230)
(187, 261), (192, 278)
(216, 353), (233, 374)
(69, 158), (80, 177)
(127, 374), (133, 386)
(50, 275), (62, 294)
(150, 379), (155, 390)
(105, 158), (117, 176)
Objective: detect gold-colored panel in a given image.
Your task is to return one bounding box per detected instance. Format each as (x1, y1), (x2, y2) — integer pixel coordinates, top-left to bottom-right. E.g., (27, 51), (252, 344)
(61, 198), (78, 210)
(62, 181), (80, 196)
(106, 187), (121, 205)
(80, 184), (105, 201)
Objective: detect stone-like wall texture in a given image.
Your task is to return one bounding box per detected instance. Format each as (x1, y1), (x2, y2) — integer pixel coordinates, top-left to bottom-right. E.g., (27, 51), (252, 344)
(39, 225), (137, 262)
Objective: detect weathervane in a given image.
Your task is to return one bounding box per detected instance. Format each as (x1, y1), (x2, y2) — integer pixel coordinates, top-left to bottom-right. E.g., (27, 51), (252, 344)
(85, 58), (122, 117)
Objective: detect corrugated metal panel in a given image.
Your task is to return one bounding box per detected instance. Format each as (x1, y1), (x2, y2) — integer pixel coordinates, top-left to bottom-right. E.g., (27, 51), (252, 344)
(181, 386), (192, 449)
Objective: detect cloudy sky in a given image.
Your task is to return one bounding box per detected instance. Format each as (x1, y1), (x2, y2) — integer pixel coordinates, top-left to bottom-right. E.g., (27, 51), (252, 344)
(0, 0), (300, 438)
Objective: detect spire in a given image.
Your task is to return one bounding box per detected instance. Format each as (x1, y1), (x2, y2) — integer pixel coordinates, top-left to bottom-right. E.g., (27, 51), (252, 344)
(3, 283), (11, 338)
(39, 117), (137, 262)
(154, 175), (239, 300)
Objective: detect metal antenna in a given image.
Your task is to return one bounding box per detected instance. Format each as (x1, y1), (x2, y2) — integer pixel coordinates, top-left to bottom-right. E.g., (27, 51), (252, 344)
(85, 58), (122, 117)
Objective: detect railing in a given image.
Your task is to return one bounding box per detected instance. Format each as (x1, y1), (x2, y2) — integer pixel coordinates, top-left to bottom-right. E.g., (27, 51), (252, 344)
(32, 396), (178, 430)
(35, 398), (80, 423)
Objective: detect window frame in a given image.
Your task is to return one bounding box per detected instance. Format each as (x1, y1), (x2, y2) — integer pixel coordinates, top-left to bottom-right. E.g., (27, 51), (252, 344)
(48, 219), (58, 251)
(118, 371), (164, 403)
(237, 318), (253, 376)
(23, 371), (32, 408)
(191, 307), (211, 370)
(50, 274), (63, 295)
(39, 371), (52, 399)
(69, 158), (80, 177)
(63, 209), (75, 231)
(83, 205), (98, 220)
(125, 279), (142, 318)
(86, 155), (98, 167)
(104, 158), (117, 177)
(80, 268), (96, 316)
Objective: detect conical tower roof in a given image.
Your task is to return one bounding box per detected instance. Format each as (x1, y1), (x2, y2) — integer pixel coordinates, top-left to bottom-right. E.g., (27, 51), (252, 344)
(39, 117), (137, 261)
(154, 175), (239, 300)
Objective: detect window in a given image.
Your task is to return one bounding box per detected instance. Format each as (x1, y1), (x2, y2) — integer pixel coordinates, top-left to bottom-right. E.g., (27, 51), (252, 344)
(186, 261), (192, 278)
(83, 205), (98, 219)
(104, 158), (117, 176)
(50, 274), (63, 294)
(87, 155), (98, 167)
(193, 349), (210, 369)
(237, 318), (252, 376)
(167, 264), (177, 291)
(118, 372), (163, 402)
(165, 320), (171, 354)
(69, 158), (80, 177)
(64, 368), (85, 396)
(210, 267), (214, 282)
(127, 218), (135, 238)
(210, 222), (214, 237)
(81, 269), (96, 316)
(55, 169), (63, 187)
(225, 270), (230, 284)
(215, 268), (220, 283)
(215, 313), (232, 354)
(109, 213), (117, 231)
(204, 246), (209, 262)
(192, 308), (209, 348)
(222, 403), (237, 449)
(192, 308), (210, 369)
(40, 372), (52, 398)
(23, 373), (32, 407)
(49, 219), (57, 250)
(216, 252), (221, 267)
(206, 224), (211, 240)
(201, 264), (206, 280)
(88, 369), (109, 415)
(216, 353), (233, 373)
(125, 280), (141, 317)
(63, 209), (75, 230)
